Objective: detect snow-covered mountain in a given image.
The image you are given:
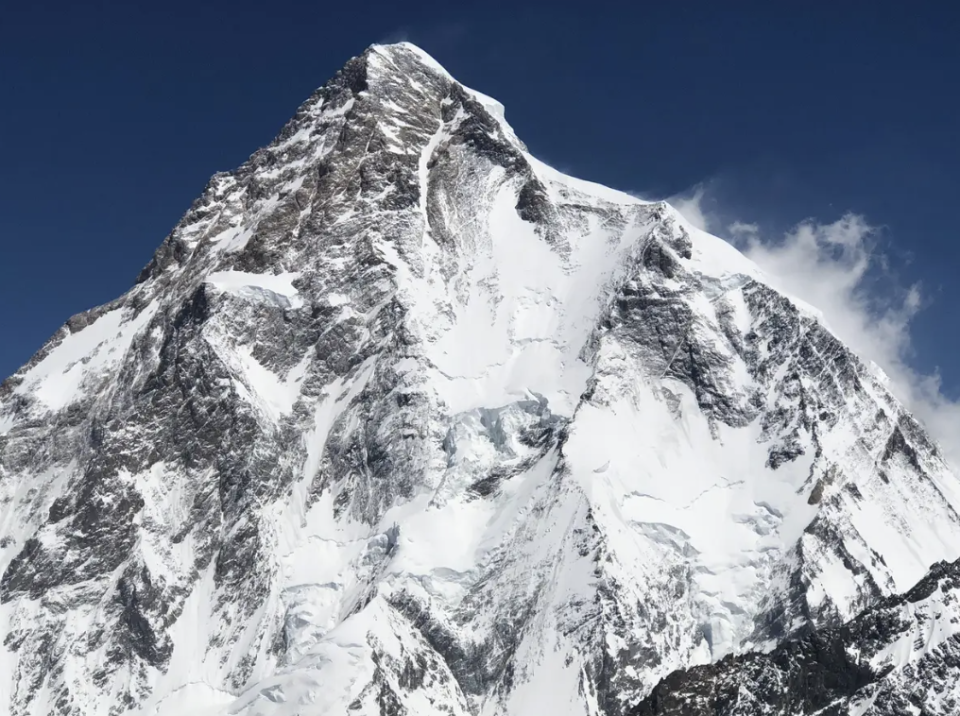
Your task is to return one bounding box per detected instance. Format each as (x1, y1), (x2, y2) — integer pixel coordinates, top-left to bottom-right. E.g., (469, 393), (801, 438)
(1, 42), (958, 716)
(632, 557), (960, 715)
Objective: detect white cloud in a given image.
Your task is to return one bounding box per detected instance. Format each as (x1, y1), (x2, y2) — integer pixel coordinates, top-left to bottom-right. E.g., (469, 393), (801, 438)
(727, 220), (759, 238)
(672, 189), (960, 468)
(670, 187), (709, 231)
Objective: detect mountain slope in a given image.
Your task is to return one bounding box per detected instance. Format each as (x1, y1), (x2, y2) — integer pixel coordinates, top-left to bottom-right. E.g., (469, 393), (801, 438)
(631, 557), (960, 715)
(0, 42), (958, 716)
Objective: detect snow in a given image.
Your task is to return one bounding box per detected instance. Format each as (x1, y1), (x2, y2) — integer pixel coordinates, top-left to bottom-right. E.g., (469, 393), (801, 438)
(421, 175), (641, 417)
(144, 682), (235, 716)
(373, 42), (452, 79)
(207, 226), (253, 252)
(232, 345), (311, 420)
(867, 581), (960, 676)
(13, 302), (157, 410)
(462, 87), (506, 122)
(206, 271), (303, 309)
(0, 411), (15, 436)
(663, 203), (833, 326)
(528, 154), (648, 207)
(564, 371), (819, 658)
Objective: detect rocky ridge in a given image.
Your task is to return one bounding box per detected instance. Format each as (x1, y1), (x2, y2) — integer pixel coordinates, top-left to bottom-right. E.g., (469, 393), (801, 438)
(632, 557), (960, 715)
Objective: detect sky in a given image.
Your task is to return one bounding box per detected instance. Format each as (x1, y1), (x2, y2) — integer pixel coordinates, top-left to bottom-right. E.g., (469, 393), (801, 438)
(2, 3), (958, 432)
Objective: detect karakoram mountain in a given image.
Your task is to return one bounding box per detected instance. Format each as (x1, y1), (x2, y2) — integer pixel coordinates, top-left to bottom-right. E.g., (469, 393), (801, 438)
(1, 43), (959, 716)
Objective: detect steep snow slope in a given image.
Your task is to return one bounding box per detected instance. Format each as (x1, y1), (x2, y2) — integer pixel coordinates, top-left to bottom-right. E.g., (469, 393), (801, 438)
(0, 42), (958, 716)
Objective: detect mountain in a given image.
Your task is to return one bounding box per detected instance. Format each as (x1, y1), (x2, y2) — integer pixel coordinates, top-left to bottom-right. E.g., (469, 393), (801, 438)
(1, 42), (958, 716)
(631, 557), (960, 715)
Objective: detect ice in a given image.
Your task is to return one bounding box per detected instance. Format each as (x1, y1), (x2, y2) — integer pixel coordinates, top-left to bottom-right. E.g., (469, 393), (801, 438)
(206, 270), (303, 309)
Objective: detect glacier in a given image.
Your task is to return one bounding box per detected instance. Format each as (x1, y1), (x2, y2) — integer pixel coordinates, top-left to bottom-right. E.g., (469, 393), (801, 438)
(0, 42), (958, 716)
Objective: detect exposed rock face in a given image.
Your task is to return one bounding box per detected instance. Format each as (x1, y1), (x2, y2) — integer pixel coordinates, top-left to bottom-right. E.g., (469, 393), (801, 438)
(631, 558), (960, 715)
(0, 42), (958, 716)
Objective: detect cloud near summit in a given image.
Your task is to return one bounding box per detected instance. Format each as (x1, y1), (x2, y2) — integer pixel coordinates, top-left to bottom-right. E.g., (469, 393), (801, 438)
(671, 187), (960, 469)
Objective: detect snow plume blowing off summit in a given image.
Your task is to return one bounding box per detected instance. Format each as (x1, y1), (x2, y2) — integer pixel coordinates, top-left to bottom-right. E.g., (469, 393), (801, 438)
(673, 192), (960, 475)
(1, 42), (959, 716)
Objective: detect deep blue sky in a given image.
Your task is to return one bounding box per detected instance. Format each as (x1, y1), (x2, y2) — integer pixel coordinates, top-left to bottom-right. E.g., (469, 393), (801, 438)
(2, 2), (958, 394)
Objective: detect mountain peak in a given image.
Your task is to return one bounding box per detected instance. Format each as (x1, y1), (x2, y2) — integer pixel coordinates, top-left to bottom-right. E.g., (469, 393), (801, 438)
(1, 43), (959, 716)
(367, 41), (452, 77)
